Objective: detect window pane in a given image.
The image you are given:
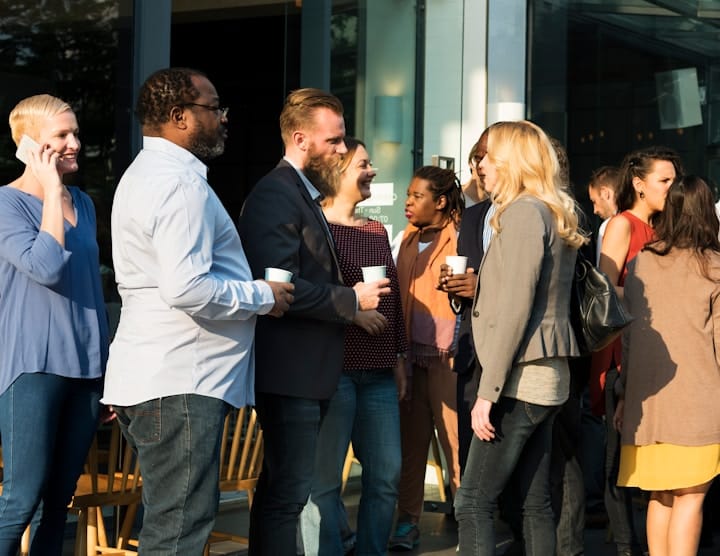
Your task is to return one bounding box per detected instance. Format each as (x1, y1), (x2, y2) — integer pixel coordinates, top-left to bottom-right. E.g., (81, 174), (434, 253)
(0, 0), (133, 276)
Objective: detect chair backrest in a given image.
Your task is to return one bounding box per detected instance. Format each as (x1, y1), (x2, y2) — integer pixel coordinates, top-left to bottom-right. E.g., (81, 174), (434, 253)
(71, 420), (142, 508)
(217, 406), (263, 502)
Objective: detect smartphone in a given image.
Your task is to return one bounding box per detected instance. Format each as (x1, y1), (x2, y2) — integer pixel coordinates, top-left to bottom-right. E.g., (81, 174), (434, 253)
(15, 134), (40, 165)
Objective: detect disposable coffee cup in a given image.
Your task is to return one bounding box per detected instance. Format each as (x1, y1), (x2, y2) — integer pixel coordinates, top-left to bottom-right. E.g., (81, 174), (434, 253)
(264, 267), (293, 283)
(446, 255), (468, 274)
(361, 265), (386, 282)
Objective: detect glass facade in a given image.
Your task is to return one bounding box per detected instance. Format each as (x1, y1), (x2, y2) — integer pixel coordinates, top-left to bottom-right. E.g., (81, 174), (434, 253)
(0, 0), (419, 269)
(529, 0), (720, 216)
(0, 0), (133, 270)
(6, 1), (719, 260)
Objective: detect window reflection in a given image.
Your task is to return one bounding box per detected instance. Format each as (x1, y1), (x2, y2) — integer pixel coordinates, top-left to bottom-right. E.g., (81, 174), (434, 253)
(0, 0), (132, 277)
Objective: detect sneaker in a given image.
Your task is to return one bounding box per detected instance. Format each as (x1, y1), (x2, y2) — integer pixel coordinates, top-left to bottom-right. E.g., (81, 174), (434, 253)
(388, 522), (420, 551)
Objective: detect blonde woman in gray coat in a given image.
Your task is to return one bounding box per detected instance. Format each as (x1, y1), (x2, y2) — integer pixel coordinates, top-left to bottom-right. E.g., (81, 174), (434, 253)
(454, 120), (585, 555)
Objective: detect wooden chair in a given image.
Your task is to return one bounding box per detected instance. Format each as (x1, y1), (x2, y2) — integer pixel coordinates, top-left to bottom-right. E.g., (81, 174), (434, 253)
(427, 429), (447, 502)
(341, 444), (358, 494)
(69, 420), (142, 556)
(204, 406), (263, 554)
(341, 429), (447, 501)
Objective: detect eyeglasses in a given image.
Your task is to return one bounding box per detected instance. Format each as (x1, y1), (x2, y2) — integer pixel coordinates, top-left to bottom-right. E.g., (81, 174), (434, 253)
(180, 103), (229, 118)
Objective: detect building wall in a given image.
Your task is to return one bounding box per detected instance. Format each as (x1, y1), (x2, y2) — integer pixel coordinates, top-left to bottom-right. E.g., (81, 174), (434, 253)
(423, 0), (528, 190)
(424, 0), (488, 186)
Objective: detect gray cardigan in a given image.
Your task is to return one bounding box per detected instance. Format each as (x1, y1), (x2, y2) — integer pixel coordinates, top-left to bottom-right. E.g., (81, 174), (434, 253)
(471, 196), (580, 403)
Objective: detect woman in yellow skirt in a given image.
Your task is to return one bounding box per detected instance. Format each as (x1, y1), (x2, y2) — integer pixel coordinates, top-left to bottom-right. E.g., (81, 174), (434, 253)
(614, 175), (720, 556)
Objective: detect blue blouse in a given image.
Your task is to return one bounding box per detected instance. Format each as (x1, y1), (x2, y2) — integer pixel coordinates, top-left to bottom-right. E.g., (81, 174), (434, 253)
(0, 185), (109, 395)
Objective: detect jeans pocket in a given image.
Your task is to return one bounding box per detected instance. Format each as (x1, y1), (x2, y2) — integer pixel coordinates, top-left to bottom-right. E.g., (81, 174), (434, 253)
(119, 398), (162, 445)
(522, 400), (555, 426)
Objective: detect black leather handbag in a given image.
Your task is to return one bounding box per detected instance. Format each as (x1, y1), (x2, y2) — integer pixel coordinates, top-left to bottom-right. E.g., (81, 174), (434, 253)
(570, 251), (634, 355)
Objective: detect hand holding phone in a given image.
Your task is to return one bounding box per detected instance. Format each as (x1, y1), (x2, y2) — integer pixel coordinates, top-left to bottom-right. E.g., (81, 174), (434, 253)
(15, 134), (40, 165)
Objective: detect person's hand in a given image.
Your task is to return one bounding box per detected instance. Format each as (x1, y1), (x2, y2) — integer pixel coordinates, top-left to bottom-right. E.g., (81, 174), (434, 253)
(353, 309), (387, 335)
(353, 278), (391, 310)
(394, 359), (408, 401)
(444, 268), (477, 299)
(471, 396), (495, 441)
(613, 398), (625, 433)
(265, 281), (295, 317)
(437, 263), (452, 290)
(100, 405), (116, 424)
(28, 144), (63, 197)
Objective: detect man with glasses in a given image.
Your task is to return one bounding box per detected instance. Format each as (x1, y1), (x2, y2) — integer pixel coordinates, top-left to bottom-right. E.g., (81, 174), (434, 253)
(103, 67), (295, 555)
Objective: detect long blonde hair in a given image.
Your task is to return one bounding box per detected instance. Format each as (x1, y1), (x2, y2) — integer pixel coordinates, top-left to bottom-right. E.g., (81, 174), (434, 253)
(487, 120), (585, 249)
(8, 94), (73, 146)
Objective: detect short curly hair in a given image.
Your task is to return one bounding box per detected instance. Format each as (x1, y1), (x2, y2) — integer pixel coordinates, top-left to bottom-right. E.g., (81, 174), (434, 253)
(135, 67), (206, 129)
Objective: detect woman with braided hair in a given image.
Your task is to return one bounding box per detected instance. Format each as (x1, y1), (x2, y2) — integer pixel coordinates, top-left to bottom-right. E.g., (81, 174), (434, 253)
(389, 165), (464, 550)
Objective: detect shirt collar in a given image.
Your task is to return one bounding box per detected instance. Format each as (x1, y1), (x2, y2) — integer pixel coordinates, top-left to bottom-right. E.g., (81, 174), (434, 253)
(142, 136), (208, 179)
(283, 155), (322, 202)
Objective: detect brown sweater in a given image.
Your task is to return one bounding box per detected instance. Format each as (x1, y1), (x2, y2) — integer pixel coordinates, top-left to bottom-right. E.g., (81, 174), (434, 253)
(621, 248), (720, 446)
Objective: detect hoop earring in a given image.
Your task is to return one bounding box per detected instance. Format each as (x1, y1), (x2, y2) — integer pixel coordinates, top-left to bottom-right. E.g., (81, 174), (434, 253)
(639, 191), (645, 200)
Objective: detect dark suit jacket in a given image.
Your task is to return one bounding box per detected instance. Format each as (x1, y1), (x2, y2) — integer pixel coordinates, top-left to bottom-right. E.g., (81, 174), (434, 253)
(453, 199), (492, 375)
(238, 160), (357, 400)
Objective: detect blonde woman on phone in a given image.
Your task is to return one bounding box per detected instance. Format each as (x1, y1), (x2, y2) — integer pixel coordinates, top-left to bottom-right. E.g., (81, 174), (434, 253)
(0, 95), (109, 555)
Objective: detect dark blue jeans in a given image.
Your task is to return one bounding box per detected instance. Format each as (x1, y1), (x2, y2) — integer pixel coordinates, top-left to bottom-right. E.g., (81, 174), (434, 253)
(114, 394), (229, 556)
(299, 370), (401, 555)
(0, 373), (102, 556)
(454, 396), (558, 556)
(249, 392), (328, 556)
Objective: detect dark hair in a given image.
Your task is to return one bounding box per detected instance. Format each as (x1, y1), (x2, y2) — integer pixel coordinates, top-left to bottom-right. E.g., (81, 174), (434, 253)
(413, 165), (465, 224)
(279, 88), (344, 145)
(588, 166), (620, 193)
(645, 175), (720, 278)
(616, 146), (683, 212)
(135, 67), (206, 129)
(339, 137), (366, 174)
(549, 137), (570, 190)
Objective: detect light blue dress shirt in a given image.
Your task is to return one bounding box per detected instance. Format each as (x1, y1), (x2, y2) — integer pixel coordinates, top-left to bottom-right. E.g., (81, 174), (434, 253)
(0, 185), (109, 395)
(482, 202), (497, 253)
(103, 137), (274, 408)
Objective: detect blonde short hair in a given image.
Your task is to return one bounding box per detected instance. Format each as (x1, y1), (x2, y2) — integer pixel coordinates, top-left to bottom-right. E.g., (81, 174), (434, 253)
(8, 94), (73, 146)
(279, 88), (343, 147)
(487, 120), (586, 249)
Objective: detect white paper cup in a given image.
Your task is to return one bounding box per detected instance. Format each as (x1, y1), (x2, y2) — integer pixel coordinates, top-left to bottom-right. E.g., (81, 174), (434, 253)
(446, 255), (468, 274)
(264, 267), (293, 283)
(361, 265), (386, 282)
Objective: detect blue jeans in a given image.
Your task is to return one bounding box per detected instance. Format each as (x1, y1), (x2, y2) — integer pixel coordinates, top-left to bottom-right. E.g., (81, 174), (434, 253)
(249, 393), (328, 556)
(114, 394), (229, 556)
(0, 373), (102, 556)
(454, 396), (558, 556)
(299, 370), (401, 556)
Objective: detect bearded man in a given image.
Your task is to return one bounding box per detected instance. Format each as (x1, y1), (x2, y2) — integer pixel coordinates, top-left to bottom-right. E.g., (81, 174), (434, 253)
(238, 88), (391, 555)
(103, 67), (295, 555)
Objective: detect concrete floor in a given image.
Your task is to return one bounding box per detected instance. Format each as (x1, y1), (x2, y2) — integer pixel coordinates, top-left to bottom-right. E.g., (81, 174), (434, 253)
(61, 471), (719, 555)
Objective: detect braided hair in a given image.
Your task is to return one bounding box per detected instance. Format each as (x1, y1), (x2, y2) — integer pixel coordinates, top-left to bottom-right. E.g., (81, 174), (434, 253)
(413, 165), (465, 225)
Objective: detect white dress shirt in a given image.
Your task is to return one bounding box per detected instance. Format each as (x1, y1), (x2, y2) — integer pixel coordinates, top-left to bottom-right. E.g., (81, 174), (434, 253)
(103, 136), (275, 408)
(596, 217), (610, 266)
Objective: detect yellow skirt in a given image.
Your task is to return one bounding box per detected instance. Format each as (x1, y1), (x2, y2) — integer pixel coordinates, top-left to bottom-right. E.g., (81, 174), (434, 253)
(618, 443), (720, 491)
